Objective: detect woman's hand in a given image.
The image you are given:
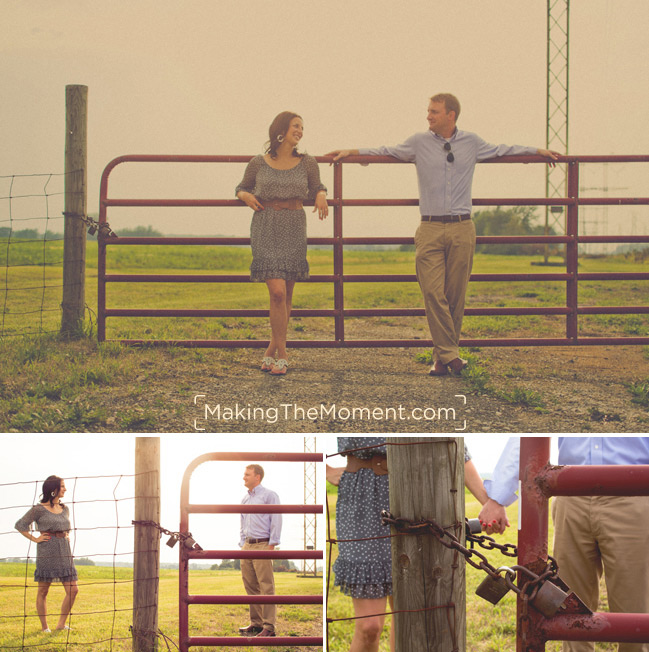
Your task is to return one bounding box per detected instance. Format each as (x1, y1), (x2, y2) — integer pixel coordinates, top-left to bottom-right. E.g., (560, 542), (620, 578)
(313, 191), (328, 220)
(33, 533), (51, 543)
(326, 464), (344, 486)
(237, 191), (264, 211)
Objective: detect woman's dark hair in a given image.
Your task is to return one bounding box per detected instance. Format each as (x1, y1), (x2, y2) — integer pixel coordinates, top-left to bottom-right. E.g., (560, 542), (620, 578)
(40, 475), (63, 506)
(265, 111), (302, 159)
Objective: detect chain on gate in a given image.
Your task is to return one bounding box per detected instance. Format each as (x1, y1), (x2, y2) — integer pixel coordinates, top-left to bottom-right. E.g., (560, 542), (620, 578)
(381, 512), (572, 619)
(131, 520), (203, 551)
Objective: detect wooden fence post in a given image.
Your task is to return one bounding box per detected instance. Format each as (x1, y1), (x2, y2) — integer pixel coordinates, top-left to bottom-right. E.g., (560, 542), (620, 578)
(387, 437), (466, 652)
(61, 84), (88, 336)
(133, 437), (160, 652)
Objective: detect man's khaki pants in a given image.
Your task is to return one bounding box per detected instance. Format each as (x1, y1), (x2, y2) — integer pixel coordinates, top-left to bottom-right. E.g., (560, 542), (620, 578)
(414, 219), (476, 364)
(241, 541), (276, 632)
(552, 495), (649, 652)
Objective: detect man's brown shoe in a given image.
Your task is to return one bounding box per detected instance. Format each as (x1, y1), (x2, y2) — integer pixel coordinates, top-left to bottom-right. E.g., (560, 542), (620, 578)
(255, 629), (276, 637)
(428, 360), (448, 376)
(239, 625), (263, 636)
(447, 357), (468, 375)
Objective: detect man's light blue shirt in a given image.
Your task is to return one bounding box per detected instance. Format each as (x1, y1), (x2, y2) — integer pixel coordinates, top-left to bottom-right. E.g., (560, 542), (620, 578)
(359, 129), (537, 216)
(484, 437), (649, 507)
(239, 484), (282, 547)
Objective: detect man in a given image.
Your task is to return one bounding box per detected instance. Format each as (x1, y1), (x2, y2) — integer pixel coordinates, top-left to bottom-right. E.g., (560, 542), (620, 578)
(480, 437), (649, 652)
(328, 93), (559, 375)
(238, 464), (282, 638)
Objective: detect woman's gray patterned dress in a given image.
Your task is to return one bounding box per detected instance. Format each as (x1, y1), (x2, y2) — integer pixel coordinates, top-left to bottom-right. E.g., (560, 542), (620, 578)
(235, 154), (326, 282)
(15, 504), (77, 583)
(333, 437), (472, 600)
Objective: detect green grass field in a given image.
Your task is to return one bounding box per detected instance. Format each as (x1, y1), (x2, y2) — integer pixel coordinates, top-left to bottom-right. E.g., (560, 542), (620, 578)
(326, 487), (616, 652)
(2, 241), (648, 341)
(1, 243), (648, 432)
(0, 567), (322, 652)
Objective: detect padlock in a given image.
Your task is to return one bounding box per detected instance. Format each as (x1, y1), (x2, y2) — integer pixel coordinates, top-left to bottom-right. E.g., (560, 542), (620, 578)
(166, 535), (178, 548)
(465, 518), (482, 535)
(475, 568), (514, 605)
(182, 536), (197, 549)
(531, 580), (570, 618)
(88, 224), (98, 236)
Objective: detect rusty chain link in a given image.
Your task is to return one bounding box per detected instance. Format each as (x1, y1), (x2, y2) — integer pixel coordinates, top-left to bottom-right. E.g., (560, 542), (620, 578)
(381, 510), (558, 599)
(131, 520), (202, 550)
(63, 211), (117, 238)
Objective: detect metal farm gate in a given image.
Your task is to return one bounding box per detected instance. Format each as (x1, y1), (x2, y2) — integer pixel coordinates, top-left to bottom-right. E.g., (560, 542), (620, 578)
(517, 438), (649, 650)
(98, 154), (649, 347)
(179, 452), (323, 650)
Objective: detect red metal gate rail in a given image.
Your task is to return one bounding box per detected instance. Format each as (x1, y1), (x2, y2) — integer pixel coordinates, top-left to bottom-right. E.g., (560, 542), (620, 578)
(98, 154), (649, 346)
(179, 452), (324, 650)
(518, 439), (649, 651)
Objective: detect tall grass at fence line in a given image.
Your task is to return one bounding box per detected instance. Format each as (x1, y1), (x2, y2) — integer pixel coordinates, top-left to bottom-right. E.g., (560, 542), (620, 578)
(0, 567), (322, 652)
(326, 487), (616, 652)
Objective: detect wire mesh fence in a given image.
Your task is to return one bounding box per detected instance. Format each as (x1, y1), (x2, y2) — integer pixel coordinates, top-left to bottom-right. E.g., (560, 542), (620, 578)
(0, 173), (86, 339)
(0, 473), (157, 652)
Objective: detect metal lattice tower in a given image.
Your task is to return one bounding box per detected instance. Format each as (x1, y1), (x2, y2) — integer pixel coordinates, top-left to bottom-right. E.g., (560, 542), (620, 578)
(303, 437), (318, 576)
(545, 0), (570, 262)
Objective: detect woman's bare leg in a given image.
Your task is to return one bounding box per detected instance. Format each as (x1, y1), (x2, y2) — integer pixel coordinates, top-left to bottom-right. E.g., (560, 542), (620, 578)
(36, 582), (50, 630)
(55, 581), (78, 629)
(265, 279), (289, 361)
(349, 596), (389, 652)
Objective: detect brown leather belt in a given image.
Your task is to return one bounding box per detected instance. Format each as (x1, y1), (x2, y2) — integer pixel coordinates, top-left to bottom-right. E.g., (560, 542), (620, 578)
(421, 214), (471, 222)
(245, 537), (269, 544)
(345, 454), (388, 475)
(265, 199), (303, 211)
(43, 531), (68, 538)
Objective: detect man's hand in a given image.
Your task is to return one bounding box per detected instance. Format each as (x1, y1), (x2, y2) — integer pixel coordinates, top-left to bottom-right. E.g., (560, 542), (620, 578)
(478, 498), (510, 535)
(536, 148), (562, 168)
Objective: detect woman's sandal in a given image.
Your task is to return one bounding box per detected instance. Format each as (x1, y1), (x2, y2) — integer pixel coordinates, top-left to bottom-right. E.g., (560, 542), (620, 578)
(270, 359), (288, 375)
(261, 356), (275, 372)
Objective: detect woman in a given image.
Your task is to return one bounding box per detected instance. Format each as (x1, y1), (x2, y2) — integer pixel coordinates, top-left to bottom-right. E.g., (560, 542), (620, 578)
(327, 438), (492, 652)
(15, 475), (78, 633)
(236, 111), (328, 375)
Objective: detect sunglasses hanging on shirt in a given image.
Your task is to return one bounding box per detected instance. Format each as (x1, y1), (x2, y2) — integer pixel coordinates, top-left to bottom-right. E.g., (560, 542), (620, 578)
(444, 142), (454, 163)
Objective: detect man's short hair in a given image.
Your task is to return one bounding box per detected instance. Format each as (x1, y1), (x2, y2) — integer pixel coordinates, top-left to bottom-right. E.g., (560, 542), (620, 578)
(246, 464), (264, 481)
(430, 93), (461, 121)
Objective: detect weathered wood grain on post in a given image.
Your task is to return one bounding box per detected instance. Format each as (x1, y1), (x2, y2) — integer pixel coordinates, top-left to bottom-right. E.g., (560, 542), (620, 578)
(133, 437), (160, 652)
(61, 84), (87, 335)
(387, 437), (465, 652)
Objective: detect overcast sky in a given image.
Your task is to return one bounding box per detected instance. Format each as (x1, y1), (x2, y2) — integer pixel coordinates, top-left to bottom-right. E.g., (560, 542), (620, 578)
(2, 0), (648, 239)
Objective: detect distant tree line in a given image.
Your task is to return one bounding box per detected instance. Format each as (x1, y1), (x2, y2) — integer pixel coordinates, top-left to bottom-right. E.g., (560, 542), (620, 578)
(211, 559), (299, 572)
(399, 207), (559, 255)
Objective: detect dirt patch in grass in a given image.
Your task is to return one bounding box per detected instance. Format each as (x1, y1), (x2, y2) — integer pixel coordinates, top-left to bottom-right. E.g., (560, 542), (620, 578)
(3, 329), (647, 433)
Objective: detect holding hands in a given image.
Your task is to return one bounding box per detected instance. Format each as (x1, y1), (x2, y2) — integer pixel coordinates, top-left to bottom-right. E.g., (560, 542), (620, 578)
(478, 498), (510, 535)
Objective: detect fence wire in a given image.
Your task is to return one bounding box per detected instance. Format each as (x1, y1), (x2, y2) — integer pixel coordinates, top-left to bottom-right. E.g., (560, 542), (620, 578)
(0, 173), (86, 338)
(0, 472), (159, 652)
